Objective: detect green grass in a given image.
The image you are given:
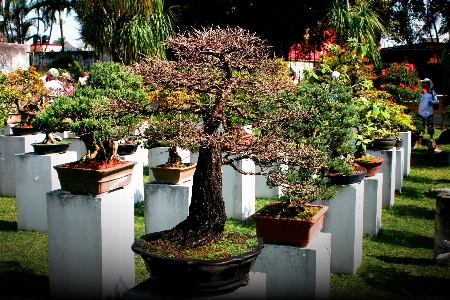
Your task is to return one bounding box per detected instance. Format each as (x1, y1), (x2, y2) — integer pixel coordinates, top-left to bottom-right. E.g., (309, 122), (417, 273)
(1, 138), (450, 299)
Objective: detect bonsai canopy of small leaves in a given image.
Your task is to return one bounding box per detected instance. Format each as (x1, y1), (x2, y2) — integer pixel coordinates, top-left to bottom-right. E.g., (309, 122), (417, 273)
(2, 67), (51, 126)
(32, 62), (148, 164)
(132, 26), (334, 248)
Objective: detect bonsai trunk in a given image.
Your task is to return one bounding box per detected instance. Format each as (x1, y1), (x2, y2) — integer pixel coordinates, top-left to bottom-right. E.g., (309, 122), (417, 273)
(42, 132), (62, 144)
(79, 134), (119, 164)
(162, 143), (226, 248)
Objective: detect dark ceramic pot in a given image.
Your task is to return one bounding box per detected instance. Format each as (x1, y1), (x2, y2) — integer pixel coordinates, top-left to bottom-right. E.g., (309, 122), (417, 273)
(371, 138), (396, 150)
(12, 126), (40, 136)
(131, 231), (263, 294)
(118, 144), (138, 156)
(325, 169), (367, 185)
(31, 142), (70, 155)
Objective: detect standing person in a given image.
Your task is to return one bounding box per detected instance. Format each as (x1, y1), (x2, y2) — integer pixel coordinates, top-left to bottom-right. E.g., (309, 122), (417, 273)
(418, 78), (439, 149)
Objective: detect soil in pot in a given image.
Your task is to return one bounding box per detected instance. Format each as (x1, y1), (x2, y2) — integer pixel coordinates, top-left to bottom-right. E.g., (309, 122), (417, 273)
(132, 231), (263, 294)
(31, 142), (70, 155)
(251, 203), (329, 246)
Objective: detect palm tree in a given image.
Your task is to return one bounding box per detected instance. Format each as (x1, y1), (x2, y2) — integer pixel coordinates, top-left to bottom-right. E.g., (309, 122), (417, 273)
(326, 0), (385, 68)
(74, 0), (179, 64)
(2, 0), (35, 43)
(31, 0), (74, 52)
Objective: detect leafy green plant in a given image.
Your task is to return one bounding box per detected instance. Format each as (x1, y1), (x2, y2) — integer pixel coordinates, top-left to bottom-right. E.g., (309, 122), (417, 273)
(33, 62), (148, 164)
(380, 62), (421, 104)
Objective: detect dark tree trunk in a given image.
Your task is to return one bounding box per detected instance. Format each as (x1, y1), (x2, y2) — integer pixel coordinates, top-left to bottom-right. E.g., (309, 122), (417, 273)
(162, 143), (226, 248)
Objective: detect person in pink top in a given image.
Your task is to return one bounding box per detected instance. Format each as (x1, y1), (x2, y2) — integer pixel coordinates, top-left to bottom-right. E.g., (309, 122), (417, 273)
(418, 78), (439, 146)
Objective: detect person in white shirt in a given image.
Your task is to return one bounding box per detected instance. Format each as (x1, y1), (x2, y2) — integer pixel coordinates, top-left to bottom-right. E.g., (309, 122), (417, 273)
(418, 78), (439, 142)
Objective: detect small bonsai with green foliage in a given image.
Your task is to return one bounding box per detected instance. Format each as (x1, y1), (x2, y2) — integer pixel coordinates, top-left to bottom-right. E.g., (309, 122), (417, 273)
(33, 61), (148, 165)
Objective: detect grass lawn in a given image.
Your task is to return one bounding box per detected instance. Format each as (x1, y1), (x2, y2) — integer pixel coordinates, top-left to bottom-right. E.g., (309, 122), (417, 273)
(1, 130), (450, 299)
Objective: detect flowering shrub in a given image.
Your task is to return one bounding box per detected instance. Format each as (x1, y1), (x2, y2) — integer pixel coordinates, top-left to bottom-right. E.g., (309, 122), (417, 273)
(380, 62), (421, 104)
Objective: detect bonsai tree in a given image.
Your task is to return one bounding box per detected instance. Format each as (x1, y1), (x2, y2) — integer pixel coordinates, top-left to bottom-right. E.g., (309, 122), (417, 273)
(0, 84), (18, 131)
(132, 26), (332, 248)
(2, 67), (51, 127)
(32, 61), (148, 165)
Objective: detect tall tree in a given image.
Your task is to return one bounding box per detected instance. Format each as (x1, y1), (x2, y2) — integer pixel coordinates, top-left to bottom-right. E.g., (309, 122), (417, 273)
(31, 0), (74, 52)
(74, 0), (179, 64)
(1, 0), (35, 43)
(326, 0), (386, 68)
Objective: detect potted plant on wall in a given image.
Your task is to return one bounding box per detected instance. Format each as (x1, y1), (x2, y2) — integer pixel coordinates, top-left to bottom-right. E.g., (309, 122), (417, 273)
(129, 26), (333, 293)
(33, 61), (148, 195)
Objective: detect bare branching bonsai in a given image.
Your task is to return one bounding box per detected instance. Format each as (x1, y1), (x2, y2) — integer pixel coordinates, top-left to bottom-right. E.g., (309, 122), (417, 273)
(132, 26), (332, 249)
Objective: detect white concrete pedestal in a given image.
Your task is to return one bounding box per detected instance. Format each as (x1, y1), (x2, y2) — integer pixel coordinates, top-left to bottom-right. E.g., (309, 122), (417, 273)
(123, 272), (266, 300)
(313, 182), (364, 274)
(0, 133), (45, 196)
(222, 158), (255, 220)
(144, 181), (192, 234)
(148, 147), (190, 182)
(395, 148), (404, 192)
(120, 152), (144, 203)
(399, 131), (411, 177)
(252, 232), (331, 299)
(363, 173), (383, 237)
(47, 188), (135, 300)
(366, 148), (396, 208)
(15, 151), (77, 232)
(254, 165), (283, 199)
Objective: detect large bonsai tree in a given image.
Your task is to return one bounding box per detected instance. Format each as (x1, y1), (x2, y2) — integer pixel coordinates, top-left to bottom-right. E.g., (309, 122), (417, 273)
(132, 27), (335, 248)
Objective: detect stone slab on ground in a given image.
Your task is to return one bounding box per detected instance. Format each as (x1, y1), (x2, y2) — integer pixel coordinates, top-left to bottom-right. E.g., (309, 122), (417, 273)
(123, 272), (266, 300)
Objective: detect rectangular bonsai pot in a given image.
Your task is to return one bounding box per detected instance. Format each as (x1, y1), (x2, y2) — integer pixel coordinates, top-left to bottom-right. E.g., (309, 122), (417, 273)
(54, 161), (137, 195)
(251, 204), (329, 247)
(150, 163), (197, 185)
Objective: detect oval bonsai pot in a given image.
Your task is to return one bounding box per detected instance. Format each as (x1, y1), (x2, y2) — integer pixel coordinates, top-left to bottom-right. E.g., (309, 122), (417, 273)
(118, 143), (139, 156)
(131, 231), (263, 294)
(325, 168), (367, 185)
(370, 138), (397, 150)
(12, 126), (40, 136)
(251, 203), (328, 247)
(31, 142), (70, 155)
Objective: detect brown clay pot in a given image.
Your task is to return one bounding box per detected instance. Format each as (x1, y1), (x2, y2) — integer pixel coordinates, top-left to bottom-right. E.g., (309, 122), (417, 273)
(251, 203), (329, 247)
(150, 163), (197, 185)
(355, 158), (385, 177)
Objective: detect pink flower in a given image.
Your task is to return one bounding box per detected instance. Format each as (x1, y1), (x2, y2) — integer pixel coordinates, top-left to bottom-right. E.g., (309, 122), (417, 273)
(380, 84), (385, 90)
(65, 85), (74, 95)
(399, 83), (404, 88)
(381, 69), (387, 76)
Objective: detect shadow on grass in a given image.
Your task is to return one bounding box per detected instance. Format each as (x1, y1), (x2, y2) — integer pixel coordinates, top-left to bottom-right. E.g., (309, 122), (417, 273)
(388, 204), (435, 220)
(374, 255), (436, 267)
(411, 152), (449, 168)
(374, 228), (434, 249)
(361, 265), (448, 299)
(0, 220), (17, 232)
(0, 261), (49, 300)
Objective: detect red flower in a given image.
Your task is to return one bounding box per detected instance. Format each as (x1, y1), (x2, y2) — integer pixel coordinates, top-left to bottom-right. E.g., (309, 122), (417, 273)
(393, 69), (398, 73)
(421, 88), (427, 94)
(381, 69), (387, 76)
(399, 83), (404, 88)
(380, 84), (385, 90)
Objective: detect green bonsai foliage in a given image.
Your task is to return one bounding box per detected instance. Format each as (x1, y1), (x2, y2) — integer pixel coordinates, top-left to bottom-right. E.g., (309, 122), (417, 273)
(33, 61), (148, 164)
(0, 85), (18, 130)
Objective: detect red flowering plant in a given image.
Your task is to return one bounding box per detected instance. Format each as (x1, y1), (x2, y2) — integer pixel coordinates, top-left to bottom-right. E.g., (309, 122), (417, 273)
(380, 62), (421, 104)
